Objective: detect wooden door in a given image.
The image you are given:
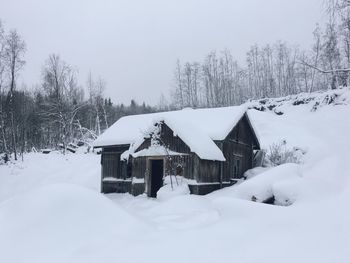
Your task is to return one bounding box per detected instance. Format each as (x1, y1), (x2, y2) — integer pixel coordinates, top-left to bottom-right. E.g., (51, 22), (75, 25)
(150, 159), (164, 198)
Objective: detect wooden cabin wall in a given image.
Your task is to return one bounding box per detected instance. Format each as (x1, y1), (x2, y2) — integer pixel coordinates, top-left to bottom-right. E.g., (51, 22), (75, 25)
(101, 145), (129, 180)
(190, 154), (220, 183)
(160, 123), (192, 153)
(166, 155), (193, 179)
(132, 123), (194, 181)
(220, 115), (257, 182)
(236, 115), (259, 147)
(130, 154), (193, 196)
(130, 157), (147, 195)
(134, 123), (222, 184)
(135, 140), (151, 152)
(191, 115), (259, 185)
(136, 123), (192, 154)
(221, 142), (253, 182)
(131, 156), (147, 179)
(131, 154), (193, 180)
(197, 158), (221, 183)
(189, 155), (221, 195)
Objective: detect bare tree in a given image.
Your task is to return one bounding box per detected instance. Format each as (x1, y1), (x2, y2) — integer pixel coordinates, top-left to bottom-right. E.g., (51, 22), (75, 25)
(0, 21), (7, 153)
(190, 62), (200, 107)
(202, 51), (220, 107)
(86, 73), (108, 135)
(96, 77), (108, 130)
(322, 22), (341, 88)
(310, 24), (323, 92)
(41, 54), (84, 153)
(4, 30), (26, 160)
(173, 60), (184, 108)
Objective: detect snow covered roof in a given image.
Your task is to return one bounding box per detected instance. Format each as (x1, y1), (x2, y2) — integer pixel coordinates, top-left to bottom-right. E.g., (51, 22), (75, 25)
(153, 116), (226, 161)
(93, 105), (250, 161)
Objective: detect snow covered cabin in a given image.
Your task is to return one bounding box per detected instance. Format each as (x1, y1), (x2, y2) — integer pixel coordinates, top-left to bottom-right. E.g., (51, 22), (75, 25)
(93, 106), (260, 197)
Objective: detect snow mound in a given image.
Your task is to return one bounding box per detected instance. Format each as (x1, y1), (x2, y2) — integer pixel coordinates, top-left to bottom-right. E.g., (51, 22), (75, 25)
(0, 153), (101, 202)
(0, 184), (147, 263)
(243, 166), (270, 179)
(157, 176), (190, 201)
(148, 195), (220, 230)
(213, 163), (302, 205)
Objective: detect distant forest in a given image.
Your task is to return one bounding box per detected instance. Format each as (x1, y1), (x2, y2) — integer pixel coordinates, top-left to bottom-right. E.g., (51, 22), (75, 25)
(169, 1), (350, 108)
(0, 38), (156, 158)
(0, 0), (349, 158)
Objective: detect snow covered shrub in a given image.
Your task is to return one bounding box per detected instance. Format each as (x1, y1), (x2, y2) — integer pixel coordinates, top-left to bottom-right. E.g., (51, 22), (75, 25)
(265, 140), (304, 166)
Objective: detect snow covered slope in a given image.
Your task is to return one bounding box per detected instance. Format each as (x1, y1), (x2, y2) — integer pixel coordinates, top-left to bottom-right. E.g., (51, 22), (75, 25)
(247, 88), (350, 202)
(0, 88), (350, 263)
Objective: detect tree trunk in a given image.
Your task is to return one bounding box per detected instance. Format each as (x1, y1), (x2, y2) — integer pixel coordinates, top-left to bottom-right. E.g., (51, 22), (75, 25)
(10, 110), (17, 160)
(331, 74), (337, 89)
(0, 85), (7, 153)
(10, 66), (17, 160)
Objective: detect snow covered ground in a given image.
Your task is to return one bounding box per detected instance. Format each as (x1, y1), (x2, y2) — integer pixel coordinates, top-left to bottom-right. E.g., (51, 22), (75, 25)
(0, 88), (350, 263)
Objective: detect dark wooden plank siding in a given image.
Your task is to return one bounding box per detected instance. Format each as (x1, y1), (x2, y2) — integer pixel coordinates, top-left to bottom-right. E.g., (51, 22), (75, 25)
(101, 145), (130, 180)
(132, 122), (195, 183)
(166, 155), (193, 179)
(160, 123), (192, 154)
(197, 159), (220, 183)
(131, 157), (147, 179)
(221, 141), (252, 181)
(220, 114), (257, 181)
(132, 154), (193, 180)
(136, 123), (191, 154)
(101, 153), (120, 179)
(227, 114), (259, 148)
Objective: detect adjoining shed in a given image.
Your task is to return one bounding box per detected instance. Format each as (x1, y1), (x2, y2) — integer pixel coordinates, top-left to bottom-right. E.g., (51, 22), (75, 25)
(93, 106), (261, 197)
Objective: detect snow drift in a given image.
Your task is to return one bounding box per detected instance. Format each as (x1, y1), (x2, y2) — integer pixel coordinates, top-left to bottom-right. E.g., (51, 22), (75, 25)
(0, 184), (148, 263)
(210, 163), (302, 205)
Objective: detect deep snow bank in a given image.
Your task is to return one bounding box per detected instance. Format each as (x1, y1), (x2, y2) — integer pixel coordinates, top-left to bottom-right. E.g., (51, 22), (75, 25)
(0, 184), (148, 263)
(0, 152), (100, 202)
(210, 164), (302, 205)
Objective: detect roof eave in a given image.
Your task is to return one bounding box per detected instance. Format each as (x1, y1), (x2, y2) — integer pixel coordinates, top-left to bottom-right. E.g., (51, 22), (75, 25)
(93, 143), (131, 149)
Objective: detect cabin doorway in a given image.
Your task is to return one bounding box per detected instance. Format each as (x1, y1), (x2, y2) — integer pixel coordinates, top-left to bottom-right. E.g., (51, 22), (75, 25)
(149, 159), (164, 198)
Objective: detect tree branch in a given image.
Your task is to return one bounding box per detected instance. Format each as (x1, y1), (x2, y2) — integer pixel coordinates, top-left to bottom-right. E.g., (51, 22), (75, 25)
(298, 60), (350, 74)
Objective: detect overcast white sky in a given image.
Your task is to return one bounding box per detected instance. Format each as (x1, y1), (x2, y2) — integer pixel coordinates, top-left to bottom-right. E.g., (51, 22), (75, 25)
(0, 0), (325, 105)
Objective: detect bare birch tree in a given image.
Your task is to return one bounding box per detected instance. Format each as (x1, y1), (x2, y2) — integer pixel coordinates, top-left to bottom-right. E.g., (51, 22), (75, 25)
(0, 21), (7, 153)
(4, 30), (26, 160)
(41, 54), (84, 153)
